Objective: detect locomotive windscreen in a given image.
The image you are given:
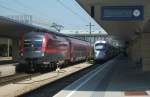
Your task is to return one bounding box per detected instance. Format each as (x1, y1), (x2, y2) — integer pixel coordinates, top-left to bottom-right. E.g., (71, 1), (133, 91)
(24, 39), (43, 48)
(21, 32), (47, 59)
(95, 43), (106, 50)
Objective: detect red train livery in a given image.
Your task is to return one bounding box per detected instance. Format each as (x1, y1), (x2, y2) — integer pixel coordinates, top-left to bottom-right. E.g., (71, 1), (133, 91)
(19, 30), (91, 72)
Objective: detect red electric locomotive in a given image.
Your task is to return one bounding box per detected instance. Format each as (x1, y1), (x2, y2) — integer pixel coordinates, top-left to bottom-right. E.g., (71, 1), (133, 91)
(19, 30), (91, 72)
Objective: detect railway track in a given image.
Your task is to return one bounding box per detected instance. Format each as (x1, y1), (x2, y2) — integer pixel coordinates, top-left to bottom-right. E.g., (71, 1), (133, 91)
(0, 61), (99, 97)
(0, 73), (40, 86)
(19, 62), (100, 97)
(0, 61), (91, 86)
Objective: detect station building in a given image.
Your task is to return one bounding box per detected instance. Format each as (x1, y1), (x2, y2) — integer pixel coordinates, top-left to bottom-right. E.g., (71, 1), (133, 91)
(76, 0), (150, 71)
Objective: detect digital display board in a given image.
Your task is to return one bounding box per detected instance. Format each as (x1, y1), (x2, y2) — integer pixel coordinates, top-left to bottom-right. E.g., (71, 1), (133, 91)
(101, 6), (144, 21)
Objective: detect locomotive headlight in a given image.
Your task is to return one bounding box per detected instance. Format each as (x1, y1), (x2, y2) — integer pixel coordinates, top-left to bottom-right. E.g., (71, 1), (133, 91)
(42, 52), (45, 56)
(95, 51), (98, 57)
(43, 37), (46, 43)
(20, 53), (23, 56)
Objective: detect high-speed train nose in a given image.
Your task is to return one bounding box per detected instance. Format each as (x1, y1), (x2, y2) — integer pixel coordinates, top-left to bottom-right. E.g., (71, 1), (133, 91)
(95, 51), (106, 60)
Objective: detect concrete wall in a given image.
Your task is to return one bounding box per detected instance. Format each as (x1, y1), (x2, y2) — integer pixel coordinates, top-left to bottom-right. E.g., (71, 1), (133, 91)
(128, 37), (141, 64)
(141, 33), (150, 71)
(128, 33), (150, 71)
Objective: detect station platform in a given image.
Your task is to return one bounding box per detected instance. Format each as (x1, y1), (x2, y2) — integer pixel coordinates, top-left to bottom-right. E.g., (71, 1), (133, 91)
(0, 64), (16, 77)
(54, 56), (150, 97)
(0, 59), (18, 77)
(0, 62), (93, 97)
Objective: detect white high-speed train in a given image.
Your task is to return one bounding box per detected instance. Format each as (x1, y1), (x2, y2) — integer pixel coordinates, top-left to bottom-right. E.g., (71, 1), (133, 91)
(94, 40), (119, 63)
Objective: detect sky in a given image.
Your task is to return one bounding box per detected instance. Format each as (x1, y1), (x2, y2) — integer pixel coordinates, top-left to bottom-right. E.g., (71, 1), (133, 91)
(0, 0), (107, 34)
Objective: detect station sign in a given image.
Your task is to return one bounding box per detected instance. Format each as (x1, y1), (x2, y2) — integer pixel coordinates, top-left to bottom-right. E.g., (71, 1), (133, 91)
(101, 6), (144, 21)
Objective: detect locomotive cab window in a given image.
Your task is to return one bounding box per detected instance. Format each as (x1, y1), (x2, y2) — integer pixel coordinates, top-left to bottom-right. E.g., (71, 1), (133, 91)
(95, 43), (106, 50)
(24, 39), (43, 48)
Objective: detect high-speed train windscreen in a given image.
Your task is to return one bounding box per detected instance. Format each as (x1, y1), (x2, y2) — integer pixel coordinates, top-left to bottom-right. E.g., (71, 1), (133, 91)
(95, 43), (106, 50)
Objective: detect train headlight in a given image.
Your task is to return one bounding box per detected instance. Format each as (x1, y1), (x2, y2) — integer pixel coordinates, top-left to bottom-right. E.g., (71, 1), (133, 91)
(42, 52), (45, 56)
(95, 51), (98, 57)
(20, 53), (23, 56)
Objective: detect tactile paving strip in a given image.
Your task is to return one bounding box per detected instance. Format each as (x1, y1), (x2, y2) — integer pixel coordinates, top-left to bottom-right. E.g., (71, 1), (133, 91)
(124, 91), (148, 96)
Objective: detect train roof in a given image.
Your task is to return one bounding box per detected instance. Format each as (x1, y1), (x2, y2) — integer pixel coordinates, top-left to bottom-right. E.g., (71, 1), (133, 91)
(94, 40), (118, 48)
(32, 29), (89, 43)
(94, 40), (107, 45)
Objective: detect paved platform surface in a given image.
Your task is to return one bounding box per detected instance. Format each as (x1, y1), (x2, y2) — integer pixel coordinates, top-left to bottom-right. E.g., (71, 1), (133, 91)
(0, 62), (92, 97)
(54, 56), (150, 97)
(0, 64), (16, 77)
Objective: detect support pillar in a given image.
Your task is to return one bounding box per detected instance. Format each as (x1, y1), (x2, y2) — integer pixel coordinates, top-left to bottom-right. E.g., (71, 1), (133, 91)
(127, 37), (141, 64)
(141, 33), (150, 71)
(12, 39), (19, 61)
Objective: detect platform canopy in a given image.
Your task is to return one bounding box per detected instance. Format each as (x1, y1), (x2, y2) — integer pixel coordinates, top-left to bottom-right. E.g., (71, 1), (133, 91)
(0, 16), (47, 38)
(76, 0), (150, 41)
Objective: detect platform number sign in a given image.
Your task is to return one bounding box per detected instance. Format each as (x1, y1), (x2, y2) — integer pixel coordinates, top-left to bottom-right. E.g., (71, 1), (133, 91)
(101, 6), (144, 21)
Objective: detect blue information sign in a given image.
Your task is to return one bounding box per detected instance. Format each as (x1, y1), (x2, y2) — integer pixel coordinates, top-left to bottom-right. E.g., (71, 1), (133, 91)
(101, 6), (144, 21)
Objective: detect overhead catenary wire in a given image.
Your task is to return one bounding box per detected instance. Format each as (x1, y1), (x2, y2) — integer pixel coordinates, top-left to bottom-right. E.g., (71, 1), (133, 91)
(0, 0), (62, 25)
(0, 0), (98, 31)
(14, 0), (57, 22)
(0, 3), (27, 15)
(56, 0), (89, 24)
(56, 0), (100, 31)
